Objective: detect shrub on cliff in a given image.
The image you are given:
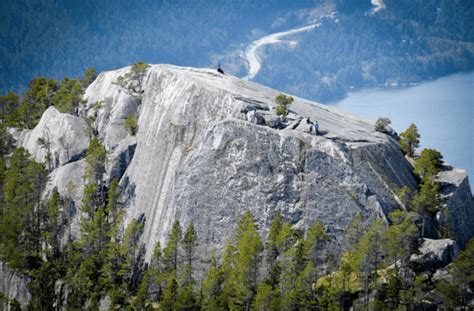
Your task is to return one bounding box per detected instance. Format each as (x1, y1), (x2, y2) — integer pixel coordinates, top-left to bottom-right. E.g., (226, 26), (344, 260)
(375, 117), (391, 133)
(115, 61), (151, 97)
(275, 93), (294, 116)
(124, 115), (138, 136)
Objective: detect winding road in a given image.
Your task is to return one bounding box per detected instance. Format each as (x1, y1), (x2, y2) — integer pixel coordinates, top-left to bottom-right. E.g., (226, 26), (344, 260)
(370, 0), (385, 14)
(242, 21), (324, 81)
(242, 0), (385, 80)
(241, 0), (383, 81)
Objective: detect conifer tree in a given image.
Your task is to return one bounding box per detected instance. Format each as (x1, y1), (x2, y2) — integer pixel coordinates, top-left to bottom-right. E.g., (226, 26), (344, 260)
(411, 179), (439, 236)
(71, 138), (110, 307)
(162, 274), (178, 310)
(220, 211), (263, 309)
(437, 238), (474, 307)
(176, 222), (199, 310)
(0, 92), (20, 126)
(182, 222), (197, 284)
(413, 148), (443, 180)
(135, 241), (163, 308)
(44, 188), (63, 260)
(1, 148), (46, 269)
(53, 77), (83, 114)
(115, 61), (151, 96)
(399, 123), (420, 157)
(17, 78), (57, 129)
(383, 210), (418, 273)
(266, 211), (283, 275)
(82, 67), (98, 89)
(201, 251), (225, 310)
(353, 219), (386, 309)
(163, 220), (183, 274)
(252, 282), (281, 311)
(303, 220), (328, 267)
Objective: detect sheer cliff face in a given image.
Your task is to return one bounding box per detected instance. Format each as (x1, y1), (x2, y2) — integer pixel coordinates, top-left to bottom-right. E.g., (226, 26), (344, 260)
(81, 64), (419, 260)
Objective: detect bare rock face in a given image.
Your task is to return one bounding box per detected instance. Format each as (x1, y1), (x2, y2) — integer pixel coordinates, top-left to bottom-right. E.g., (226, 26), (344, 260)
(410, 238), (459, 272)
(83, 65), (422, 263)
(436, 168), (474, 248)
(17, 106), (89, 169)
(0, 262), (31, 308)
(46, 159), (87, 243)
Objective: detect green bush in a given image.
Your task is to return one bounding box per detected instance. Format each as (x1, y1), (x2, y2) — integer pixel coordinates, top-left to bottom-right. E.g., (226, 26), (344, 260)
(276, 104), (288, 116)
(374, 117), (391, 133)
(274, 93), (293, 116)
(124, 115), (138, 136)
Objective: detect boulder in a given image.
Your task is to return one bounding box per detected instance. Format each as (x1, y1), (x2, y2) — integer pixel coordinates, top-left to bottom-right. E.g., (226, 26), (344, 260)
(245, 110), (265, 125)
(431, 263), (454, 283)
(261, 114), (285, 129)
(410, 238), (459, 271)
(295, 117), (319, 135)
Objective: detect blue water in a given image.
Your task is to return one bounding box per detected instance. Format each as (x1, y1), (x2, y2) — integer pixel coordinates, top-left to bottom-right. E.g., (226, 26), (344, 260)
(331, 71), (474, 190)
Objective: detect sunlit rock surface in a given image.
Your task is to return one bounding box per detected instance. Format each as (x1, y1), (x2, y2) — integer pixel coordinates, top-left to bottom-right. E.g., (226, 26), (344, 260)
(17, 106), (90, 169)
(0, 262), (31, 308)
(84, 65), (422, 262)
(14, 64), (473, 268)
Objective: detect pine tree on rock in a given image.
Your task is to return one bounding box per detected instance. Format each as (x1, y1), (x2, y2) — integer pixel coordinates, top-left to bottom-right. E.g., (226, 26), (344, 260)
(399, 123), (420, 158)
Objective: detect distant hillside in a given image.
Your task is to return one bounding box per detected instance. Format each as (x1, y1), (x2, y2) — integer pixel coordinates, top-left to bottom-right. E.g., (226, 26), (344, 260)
(1, 0), (473, 102)
(249, 0), (474, 102)
(0, 0), (313, 93)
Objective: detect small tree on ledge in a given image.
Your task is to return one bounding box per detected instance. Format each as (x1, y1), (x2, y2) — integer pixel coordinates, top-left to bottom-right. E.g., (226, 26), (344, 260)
(375, 117), (391, 133)
(124, 115), (138, 136)
(399, 123), (420, 158)
(275, 93), (294, 116)
(115, 61), (151, 97)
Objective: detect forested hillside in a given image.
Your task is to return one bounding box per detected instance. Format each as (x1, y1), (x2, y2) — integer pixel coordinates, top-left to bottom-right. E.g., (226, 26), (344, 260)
(0, 0), (313, 94)
(255, 0), (474, 101)
(1, 0), (473, 102)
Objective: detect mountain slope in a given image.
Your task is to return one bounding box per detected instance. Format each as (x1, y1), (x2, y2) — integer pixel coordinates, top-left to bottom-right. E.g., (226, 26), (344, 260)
(2, 64), (473, 308)
(20, 64), (468, 265)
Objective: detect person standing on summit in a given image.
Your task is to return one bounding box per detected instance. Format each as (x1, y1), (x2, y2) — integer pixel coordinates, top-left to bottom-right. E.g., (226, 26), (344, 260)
(217, 64), (224, 74)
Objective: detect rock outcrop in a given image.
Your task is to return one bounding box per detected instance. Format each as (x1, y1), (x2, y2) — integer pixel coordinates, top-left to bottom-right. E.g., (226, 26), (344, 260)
(436, 167), (474, 248)
(16, 106), (90, 170)
(410, 238), (459, 272)
(0, 262), (31, 308)
(83, 65), (421, 263)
